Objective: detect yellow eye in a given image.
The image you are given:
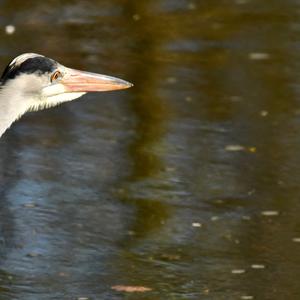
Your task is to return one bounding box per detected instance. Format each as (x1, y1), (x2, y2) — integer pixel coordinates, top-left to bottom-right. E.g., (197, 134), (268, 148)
(51, 70), (62, 82)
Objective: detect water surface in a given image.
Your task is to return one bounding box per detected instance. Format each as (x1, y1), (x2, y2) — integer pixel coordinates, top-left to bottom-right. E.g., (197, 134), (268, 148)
(0, 0), (300, 299)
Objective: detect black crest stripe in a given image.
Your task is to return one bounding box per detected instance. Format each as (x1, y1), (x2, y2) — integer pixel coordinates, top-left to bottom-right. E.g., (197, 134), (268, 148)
(0, 56), (57, 83)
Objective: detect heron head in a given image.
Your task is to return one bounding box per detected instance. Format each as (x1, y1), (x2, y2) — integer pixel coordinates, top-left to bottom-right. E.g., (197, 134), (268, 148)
(0, 53), (132, 111)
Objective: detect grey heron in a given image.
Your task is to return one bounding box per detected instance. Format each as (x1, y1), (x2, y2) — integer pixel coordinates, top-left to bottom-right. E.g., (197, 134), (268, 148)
(0, 53), (132, 138)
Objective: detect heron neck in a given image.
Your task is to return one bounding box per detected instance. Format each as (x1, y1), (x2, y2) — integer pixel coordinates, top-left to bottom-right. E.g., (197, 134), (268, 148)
(0, 77), (35, 137)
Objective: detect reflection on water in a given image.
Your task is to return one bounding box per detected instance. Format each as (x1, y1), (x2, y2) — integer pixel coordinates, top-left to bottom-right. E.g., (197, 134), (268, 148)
(1, 0), (300, 299)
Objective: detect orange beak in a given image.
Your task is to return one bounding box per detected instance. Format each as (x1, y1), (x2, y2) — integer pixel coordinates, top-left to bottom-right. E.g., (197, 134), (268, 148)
(61, 68), (133, 92)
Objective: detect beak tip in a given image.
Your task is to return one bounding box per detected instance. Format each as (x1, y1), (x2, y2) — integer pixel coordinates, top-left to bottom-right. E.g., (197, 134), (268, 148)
(122, 80), (133, 90)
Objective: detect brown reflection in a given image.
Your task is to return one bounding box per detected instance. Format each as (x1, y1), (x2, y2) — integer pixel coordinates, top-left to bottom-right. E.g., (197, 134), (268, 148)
(115, 0), (172, 235)
(124, 4), (170, 180)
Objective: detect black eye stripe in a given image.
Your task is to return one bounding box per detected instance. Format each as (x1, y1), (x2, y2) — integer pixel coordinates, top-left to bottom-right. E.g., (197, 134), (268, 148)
(0, 56), (58, 83)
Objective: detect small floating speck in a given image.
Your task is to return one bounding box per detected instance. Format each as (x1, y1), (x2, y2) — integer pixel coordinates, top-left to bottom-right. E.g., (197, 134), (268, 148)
(5, 24), (15, 35)
(224, 233), (232, 240)
(161, 253), (181, 260)
(260, 110), (269, 117)
(116, 188), (125, 194)
(78, 298), (89, 300)
(26, 252), (40, 258)
(127, 230), (136, 236)
(292, 238), (300, 243)
(23, 203), (36, 208)
(187, 2), (196, 10)
(165, 167), (176, 172)
(111, 285), (152, 292)
(167, 77), (177, 84)
(231, 269), (246, 274)
(215, 199), (224, 204)
(242, 216), (251, 220)
(248, 147), (256, 153)
(241, 296), (254, 300)
(248, 189), (256, 195)
(251, 264), (265, 269)
(192, 222), (202, 228)
(211, 216), (219, 221)
(249, 52), (270, 60)
(212, 22), (222, 30)
(261, 211), (279, 216)
(230, 96), (242, 102)
(225, 145), (245, 152)
(185, 96), (192, 102)
(132, 14), (141, 21)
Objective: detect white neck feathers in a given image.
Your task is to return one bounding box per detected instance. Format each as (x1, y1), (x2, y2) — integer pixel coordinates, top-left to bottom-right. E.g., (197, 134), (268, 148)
(0, 74), (40, 137)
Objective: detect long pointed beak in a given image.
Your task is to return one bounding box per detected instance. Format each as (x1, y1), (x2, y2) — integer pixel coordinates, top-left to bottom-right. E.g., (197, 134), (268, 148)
(61, 68), (133, 92)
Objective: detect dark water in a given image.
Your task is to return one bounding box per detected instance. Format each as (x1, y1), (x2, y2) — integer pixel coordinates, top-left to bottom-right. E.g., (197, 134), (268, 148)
(0, 0), (300, 299)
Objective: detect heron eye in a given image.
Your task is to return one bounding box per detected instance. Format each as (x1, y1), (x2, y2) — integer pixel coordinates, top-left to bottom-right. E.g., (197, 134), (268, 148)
(50, 70), (62, 82)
